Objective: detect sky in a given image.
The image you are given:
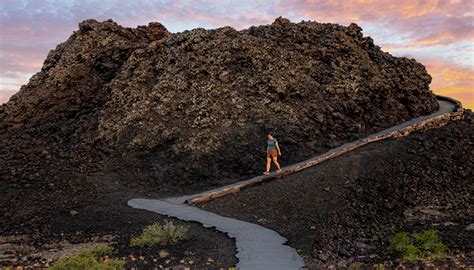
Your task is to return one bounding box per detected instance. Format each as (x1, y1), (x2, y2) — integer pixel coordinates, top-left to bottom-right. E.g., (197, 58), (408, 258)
(0, 0), (473, 108)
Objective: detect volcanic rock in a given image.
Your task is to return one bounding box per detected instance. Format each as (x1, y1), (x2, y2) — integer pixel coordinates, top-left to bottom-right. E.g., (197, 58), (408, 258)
(96, 18), (438, 187)
(0, 17), (439, 242)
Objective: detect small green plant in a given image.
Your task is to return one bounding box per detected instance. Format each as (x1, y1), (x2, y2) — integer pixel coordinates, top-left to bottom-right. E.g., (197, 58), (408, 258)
(413, 230), (447, 260)
(49, 244), (125, 270)
(130, 220), (189, 247)
(389, 230), (448, 263)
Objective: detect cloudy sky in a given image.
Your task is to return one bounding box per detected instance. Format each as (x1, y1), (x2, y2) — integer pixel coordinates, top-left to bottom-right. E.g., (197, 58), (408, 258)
(0, 0), (473, 108)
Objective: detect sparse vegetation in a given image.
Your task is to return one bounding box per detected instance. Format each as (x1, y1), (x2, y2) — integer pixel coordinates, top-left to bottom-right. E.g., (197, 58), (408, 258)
(49, 244), (125, 270)
(130, 220), (189, 247)
(389, 230), (448, 263)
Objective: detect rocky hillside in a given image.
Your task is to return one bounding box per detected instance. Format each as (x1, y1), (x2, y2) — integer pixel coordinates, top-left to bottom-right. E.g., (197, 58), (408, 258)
(1, 17), (439, 238)
(0, 19), (169, 241)
(96, 18), (439, 187)
(2, 19), (169, 131)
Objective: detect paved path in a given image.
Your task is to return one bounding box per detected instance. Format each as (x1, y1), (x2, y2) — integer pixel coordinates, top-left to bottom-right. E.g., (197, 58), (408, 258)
(128, 98), (458, 270)
(128, 198), (305, 269)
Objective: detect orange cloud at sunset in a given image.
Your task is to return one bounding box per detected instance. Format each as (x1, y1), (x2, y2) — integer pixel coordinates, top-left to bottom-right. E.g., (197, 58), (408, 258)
(276, 0), (473, 109)
(422, 58), (474, 109)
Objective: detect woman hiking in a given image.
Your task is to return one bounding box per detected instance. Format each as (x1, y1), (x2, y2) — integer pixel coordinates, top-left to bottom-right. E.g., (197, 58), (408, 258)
(264, 132), (282, 175)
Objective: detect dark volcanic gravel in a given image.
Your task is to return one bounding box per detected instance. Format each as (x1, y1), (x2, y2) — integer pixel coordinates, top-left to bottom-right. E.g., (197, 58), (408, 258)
(200, 115), (474, 268)
(0, 183), (238, 269)
(0, 16), (456, 268)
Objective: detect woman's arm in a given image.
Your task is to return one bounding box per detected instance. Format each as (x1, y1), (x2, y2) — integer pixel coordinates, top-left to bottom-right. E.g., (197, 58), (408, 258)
(276, 142), (281, 156)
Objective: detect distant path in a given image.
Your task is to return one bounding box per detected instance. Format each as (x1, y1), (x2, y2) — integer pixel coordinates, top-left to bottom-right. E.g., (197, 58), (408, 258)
(129, 96), (462, 270)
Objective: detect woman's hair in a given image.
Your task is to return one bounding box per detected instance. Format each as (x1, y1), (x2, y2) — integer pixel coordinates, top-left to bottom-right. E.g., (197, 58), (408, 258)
(268, 132), (273, 136)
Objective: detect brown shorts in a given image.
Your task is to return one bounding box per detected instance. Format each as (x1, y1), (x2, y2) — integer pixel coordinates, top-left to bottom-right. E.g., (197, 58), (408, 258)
(267, 148), (278, 159)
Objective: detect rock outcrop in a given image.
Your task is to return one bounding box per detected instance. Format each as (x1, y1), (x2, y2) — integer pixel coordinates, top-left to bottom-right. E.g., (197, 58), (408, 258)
(0, 19), (170, 237)
(0, 17), (439, 237)
(96, 18), (438, 186)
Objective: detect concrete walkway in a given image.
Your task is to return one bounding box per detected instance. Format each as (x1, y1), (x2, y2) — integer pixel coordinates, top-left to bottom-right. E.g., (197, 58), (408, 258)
(128, 97), (459, 270)
(128, 198), (305, 270)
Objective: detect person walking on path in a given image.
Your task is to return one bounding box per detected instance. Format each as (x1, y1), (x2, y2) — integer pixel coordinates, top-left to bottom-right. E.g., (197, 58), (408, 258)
(264, 133), (282, 175)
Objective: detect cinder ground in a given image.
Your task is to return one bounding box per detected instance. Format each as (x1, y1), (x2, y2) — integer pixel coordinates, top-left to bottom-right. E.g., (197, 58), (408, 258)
(200, 115), (474, 268)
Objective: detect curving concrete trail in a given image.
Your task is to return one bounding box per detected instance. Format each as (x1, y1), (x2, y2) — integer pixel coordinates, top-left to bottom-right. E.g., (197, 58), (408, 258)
(128, 97), (460, 270)
(128, 198), (305, 269)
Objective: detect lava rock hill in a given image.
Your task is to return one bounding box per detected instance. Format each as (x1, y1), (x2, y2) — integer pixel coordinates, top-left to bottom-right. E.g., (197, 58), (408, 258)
(1, 17), (439, 235)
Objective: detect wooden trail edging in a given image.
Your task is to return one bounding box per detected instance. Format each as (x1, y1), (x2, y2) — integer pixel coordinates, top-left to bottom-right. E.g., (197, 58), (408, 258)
(186, 96), (464, 205)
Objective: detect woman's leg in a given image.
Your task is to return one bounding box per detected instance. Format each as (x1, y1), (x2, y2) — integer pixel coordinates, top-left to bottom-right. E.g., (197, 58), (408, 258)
(272, 157), (281, 171)
(266, 157), (272, 173)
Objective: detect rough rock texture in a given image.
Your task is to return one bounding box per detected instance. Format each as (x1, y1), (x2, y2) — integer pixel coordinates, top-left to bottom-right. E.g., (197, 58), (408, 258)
(0, 18), (170, 237)
(0, 20), (171, 210)
(200, 112), (474, 268)
(1, 18), (439, 192)
(97, 18), (438, 189)
(2, 19), (169, 131)
(0, 17), (440, 265)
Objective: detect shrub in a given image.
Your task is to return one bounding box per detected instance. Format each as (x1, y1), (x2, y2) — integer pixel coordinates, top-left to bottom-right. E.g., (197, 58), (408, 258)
(389, 230), (448, 263)
(49, 244), (125, 270)
(413, 230), (447, 260)
(130, 220), (188, 247)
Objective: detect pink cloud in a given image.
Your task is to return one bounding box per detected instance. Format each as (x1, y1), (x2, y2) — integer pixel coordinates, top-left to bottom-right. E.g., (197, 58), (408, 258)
(0, 0), (472, 109)
(0, 90), (18, 104)
(0, 45), (46, 73)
